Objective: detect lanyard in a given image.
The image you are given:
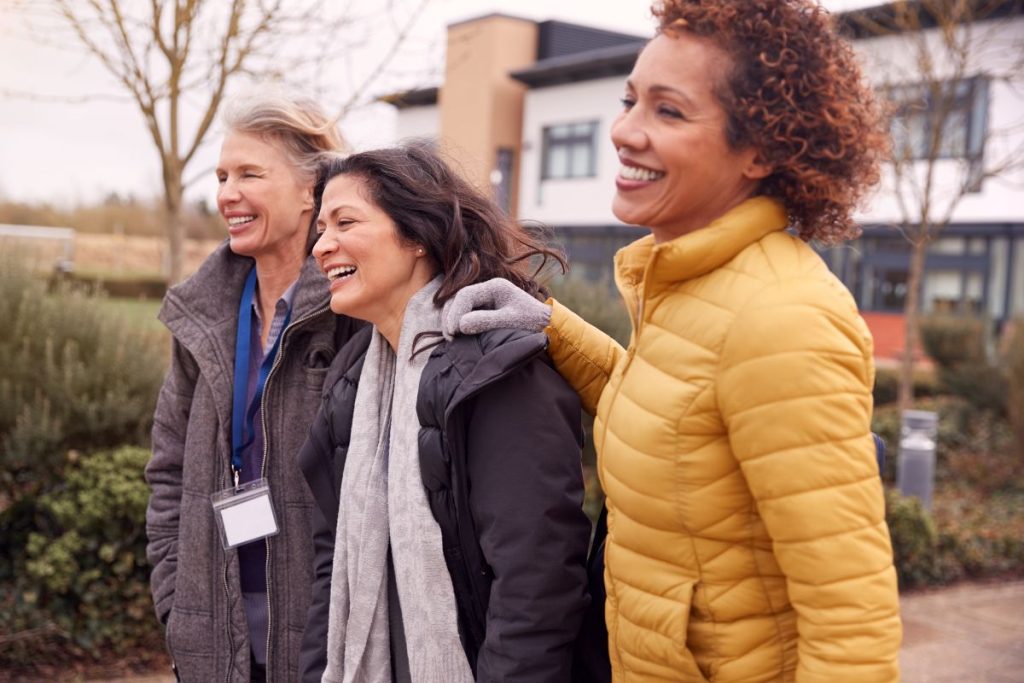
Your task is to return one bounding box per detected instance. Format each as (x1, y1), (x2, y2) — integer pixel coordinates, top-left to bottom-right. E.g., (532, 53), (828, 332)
(231, 267), (292, 481)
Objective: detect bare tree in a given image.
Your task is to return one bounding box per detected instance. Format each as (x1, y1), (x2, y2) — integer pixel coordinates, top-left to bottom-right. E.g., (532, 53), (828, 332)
(17, 0), (431, 284)
(850, 0), (1024, 410)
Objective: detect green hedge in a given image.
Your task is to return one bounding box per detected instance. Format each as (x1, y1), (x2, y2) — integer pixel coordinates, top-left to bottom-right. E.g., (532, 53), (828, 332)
(1, 447), (163, 668)
(886, 487), (1024, 590)
(0, 254), (168, 670)
(0, 253), (166, 504)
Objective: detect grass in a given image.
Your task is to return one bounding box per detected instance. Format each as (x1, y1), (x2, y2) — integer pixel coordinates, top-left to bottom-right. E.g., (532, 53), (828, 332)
(94, 297), (165, 335)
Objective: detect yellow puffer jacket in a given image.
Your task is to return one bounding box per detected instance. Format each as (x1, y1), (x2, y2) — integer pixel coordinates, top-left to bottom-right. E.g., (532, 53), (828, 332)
(547, 197), (901, 682)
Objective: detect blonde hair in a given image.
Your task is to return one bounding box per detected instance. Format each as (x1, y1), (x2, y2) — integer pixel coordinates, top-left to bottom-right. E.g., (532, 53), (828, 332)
(222, 89), (345, 184)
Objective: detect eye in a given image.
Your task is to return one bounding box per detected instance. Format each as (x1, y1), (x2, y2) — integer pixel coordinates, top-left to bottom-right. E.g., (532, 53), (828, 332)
(216, 174), (227, 184)
(336, 219), (354, 228)
(657, 104), (685, 120)
(619, 96), (636, 110)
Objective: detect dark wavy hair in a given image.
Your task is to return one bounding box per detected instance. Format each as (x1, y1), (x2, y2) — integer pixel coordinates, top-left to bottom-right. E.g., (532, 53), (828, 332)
(652, 0), (889, 243)
(312, 142), (565, 305)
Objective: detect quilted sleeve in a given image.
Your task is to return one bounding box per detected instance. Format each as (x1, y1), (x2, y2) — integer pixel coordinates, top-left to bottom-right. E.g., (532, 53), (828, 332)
(145, 337), (197, 624)
(545, 299), (627, 416)
(717, 278), (902, 683)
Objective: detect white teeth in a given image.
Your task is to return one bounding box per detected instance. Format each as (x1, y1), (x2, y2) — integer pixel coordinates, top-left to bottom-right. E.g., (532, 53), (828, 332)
(227, 215), (256, 226)
(619, 164), (665, 182)
(327, 265), (357, 281)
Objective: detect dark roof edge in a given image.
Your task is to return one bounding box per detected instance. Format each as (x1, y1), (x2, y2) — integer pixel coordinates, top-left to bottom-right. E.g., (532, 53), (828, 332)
(377, 86), (440, 109)
(836, 0), (1023, 39)
(509, 40), (646, 88)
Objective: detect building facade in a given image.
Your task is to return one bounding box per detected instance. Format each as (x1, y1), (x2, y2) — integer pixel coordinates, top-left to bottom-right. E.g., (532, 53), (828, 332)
(384, 3), (1024, 359)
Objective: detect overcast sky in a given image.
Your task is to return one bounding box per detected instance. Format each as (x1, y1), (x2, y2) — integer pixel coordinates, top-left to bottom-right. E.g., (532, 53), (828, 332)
(0, 0), (876, 208)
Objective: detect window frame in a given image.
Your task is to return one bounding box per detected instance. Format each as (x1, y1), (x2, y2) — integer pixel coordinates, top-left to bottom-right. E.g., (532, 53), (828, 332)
(540, 120), (600, 181)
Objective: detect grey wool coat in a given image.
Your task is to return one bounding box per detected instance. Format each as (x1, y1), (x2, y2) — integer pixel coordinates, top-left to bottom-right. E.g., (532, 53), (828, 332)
(146, 242), (363, 682)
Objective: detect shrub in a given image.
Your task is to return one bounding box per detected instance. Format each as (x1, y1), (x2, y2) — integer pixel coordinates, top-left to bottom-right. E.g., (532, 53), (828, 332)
(885, 488), (941, 589)
(0, 252), (166, 505)
(0, 447), (163, 668)
(872, 366), (939, 406)
(549, 274), (632, 348)
(1003, 319), (1024, 459)
(919, 315), (1007, 417)
(931, 489), (1024, 580)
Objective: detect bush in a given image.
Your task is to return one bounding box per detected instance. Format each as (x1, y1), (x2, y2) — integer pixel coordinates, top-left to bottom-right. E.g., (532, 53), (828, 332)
(872, 366), (939, 406)
(1003, 320), (1024, 459)
(885, 488), (942, 589)
(0, 252), (166, 505)
(919, 315), (1007, 417)
(549, 274), (632, 348)
(0, 447), (163, 669)
(883, 486), (1024, 591)
(932, 489), (1024, 580)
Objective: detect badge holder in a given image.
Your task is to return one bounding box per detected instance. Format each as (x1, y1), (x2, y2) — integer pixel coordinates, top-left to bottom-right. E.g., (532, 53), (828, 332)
(211, 478), (280, 550)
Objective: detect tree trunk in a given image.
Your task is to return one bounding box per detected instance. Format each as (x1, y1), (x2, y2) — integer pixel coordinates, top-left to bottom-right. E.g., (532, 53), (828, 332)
(898, 239), (928, 412)
(163, 162), (186, 285)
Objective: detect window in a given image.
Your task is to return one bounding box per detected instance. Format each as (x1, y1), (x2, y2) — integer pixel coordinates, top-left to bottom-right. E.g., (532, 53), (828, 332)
(541, 121), (599, 180)
(888, 77), (989, 162)
(492, 148), (514, 214)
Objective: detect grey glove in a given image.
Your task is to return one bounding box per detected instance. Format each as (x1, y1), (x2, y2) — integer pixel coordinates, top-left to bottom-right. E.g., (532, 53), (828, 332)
(441, 278), (552, 340)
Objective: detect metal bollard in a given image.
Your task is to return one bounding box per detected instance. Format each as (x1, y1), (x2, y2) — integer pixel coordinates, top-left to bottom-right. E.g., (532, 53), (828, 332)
(897, 410), (938, 510)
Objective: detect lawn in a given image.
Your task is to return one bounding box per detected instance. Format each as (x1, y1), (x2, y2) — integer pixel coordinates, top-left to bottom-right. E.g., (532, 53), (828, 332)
(95, 296), (166, 336)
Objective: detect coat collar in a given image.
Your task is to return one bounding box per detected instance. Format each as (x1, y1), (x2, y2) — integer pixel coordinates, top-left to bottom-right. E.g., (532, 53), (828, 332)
(614, 196), (788, 298)
(158, 241), (331, 391)
(161, 240), (330, 330)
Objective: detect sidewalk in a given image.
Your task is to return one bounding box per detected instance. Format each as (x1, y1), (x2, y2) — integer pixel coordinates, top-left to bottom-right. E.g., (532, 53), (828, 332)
(900, 579), (1024, 682)
(89, 579), (1024, 682)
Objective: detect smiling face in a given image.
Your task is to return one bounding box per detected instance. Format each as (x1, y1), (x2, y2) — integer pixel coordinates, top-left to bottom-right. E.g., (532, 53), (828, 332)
(216, 131), (313, 265)
(610, 32), (770, 242)
(312, 174), (436, 346)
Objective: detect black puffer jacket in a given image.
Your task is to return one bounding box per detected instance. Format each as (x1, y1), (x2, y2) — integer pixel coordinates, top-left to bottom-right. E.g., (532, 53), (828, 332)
(298, 326), (593, 682)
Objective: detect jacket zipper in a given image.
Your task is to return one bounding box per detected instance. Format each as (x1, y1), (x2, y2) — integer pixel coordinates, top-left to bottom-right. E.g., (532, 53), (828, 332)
(223, 563), (234, 683)
(223, 444), (236, 683)
(256, 305), (330, 681)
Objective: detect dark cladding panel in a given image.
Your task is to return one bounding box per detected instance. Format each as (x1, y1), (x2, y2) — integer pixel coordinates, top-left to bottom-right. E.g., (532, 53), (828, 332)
(536, 20), (645, 60)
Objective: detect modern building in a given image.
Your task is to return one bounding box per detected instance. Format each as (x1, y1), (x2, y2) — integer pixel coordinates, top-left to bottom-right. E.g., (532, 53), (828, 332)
(383, 3), (1024, 360)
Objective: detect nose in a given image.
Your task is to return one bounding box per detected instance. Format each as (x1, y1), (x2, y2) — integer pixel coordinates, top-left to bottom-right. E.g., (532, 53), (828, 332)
(610, 106), (647, 154)
(312, 226), (334, 265)
(217, 175), (240, 209)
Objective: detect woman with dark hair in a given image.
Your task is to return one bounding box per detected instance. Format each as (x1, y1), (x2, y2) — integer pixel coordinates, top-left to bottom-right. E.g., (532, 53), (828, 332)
(445, 0), (902, 680)
(296, 143), (592, 682)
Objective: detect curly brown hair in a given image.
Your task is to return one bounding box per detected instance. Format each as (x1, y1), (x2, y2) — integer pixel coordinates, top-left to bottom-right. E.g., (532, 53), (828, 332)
(652, 0), (888, 243)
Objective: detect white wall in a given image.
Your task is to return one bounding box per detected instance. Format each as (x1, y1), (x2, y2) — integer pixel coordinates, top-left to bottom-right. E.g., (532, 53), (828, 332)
(853, 15), (1024, 225)
(518, 77), (624, 226)
(393, 104), (440, 144)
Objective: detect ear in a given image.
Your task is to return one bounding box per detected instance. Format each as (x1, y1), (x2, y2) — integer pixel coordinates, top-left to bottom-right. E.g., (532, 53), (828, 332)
(301, 185), (315, 211)
(742, 150), (772, 181)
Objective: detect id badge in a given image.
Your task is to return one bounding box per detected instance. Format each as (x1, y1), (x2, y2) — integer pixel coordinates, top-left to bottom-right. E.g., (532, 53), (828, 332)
(211, 478), (279, 550)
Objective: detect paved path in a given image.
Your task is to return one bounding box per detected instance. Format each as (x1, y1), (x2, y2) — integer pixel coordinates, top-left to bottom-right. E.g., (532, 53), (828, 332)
(81, 580), (1024, 682)
(900, 579), (1024, 682)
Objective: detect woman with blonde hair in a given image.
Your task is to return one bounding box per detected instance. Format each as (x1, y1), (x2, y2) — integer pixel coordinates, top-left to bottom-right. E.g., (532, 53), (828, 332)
(146, 91), (363, 682)
(446, 0), (903, 679)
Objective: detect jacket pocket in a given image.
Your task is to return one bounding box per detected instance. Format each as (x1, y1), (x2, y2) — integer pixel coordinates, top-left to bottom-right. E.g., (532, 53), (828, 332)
(166, 606), (216, 682)
(173, 490), (214, 612)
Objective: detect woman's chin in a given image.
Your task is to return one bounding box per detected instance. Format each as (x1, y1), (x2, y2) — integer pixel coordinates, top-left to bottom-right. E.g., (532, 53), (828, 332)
(611, 201), (651, 230)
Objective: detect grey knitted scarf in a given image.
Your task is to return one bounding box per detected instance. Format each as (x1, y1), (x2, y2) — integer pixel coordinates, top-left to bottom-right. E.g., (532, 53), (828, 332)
(323, 278), (474, 683)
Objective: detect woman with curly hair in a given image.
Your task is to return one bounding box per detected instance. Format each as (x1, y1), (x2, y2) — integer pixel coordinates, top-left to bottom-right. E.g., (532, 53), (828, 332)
(445, 0), (902, 680)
